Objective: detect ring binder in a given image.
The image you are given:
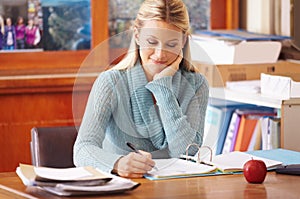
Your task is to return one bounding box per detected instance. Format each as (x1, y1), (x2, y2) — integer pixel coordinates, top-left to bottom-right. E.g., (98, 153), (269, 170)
(185, 143), (213, 163)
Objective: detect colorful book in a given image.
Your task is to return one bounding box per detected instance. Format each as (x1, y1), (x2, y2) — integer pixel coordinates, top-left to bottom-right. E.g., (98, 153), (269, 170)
(234, 115), (259, 151)
(247, 119), (262, 151)
(269, 117), (281, 149)
(215, 107), (235, 155)
(203, 105), (224, 156)
(261, 117), (270, 150)
(222, 112), (241, 154)
(261, 116), (281, 150)
(212, 104), (258, 155)
(234, 108), (277, 152)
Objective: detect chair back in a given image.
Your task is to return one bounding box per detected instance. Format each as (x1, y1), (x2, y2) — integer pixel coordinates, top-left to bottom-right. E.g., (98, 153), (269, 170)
(30, 126), (78, 168)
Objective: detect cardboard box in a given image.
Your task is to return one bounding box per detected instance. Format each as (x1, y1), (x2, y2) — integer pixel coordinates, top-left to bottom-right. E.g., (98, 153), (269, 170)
(193, 61), (300, 87)
(193, 62), (278, 87)
(261, 73), (300, 99)
(190, 36), (282, 65)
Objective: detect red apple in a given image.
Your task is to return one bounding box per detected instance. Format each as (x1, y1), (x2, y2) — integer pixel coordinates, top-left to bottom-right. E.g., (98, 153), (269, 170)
(243, 158), (267, 183)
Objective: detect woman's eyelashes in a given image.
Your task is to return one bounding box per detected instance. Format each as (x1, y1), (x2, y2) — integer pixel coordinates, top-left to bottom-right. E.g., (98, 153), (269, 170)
(166, 42), (178, 48)
(146, 39), (178, 48)
(147, 39), (157, 45)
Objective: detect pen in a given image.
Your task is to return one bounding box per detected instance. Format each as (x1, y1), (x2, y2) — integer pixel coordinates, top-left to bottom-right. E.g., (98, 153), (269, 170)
(126, 142), (158, 171)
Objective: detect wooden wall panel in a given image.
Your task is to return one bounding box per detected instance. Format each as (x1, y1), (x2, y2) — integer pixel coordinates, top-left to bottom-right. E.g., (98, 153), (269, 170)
(211, 0), (239, 29)
(0, 75), (96, 172)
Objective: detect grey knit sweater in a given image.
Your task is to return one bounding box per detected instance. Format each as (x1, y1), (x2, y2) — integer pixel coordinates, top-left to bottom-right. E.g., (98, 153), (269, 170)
(73, 61), (209, 173)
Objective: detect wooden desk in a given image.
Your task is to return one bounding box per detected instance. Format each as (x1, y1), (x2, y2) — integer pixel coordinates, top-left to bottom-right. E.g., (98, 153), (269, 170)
(0, 172), (299, 199)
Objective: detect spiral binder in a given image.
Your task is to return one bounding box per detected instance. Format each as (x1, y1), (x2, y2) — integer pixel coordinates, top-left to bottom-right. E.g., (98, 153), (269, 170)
(184, 143), (212, 163)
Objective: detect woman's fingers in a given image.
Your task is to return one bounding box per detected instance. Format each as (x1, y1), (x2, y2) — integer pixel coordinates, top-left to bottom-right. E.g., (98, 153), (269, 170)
(115, 151), (156, 178)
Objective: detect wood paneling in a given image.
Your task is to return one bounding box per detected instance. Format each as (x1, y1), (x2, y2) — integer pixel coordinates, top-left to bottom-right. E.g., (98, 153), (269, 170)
(211, 0), (239, 29)
(0, 73), (97, 172)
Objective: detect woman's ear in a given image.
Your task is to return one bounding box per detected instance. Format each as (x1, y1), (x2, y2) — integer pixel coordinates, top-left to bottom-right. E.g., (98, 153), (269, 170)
(134, 27), (140, 46)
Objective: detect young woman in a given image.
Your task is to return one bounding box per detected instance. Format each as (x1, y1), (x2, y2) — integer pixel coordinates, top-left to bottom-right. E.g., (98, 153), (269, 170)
(74, 0), (209, 178)
(25, 18), (40, 49)
(15, 16), (26, 49)
(3, 17), (16, 50)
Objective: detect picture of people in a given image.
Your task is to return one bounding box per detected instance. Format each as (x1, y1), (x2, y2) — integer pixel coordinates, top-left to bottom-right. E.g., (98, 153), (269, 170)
(0, 0), (42, 51)
(0, 0), (91, 52)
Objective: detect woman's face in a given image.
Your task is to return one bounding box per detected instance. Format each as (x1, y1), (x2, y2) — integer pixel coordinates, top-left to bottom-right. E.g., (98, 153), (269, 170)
(18, 17), (24, 24)
(6, 18), (12, 26)
(28, 19), (33, 26)
(135, 20), (185, 81)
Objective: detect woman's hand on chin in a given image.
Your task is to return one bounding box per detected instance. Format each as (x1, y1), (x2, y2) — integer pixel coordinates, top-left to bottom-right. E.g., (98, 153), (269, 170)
(153, 51), (183, 80)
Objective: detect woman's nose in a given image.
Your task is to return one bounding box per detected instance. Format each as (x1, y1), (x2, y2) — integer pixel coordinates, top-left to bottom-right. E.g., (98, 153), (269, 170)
(154, 47), (166, 59)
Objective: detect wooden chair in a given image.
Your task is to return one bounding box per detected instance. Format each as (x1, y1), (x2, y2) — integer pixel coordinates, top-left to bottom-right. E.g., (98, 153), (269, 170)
(30, 126), (78, 168)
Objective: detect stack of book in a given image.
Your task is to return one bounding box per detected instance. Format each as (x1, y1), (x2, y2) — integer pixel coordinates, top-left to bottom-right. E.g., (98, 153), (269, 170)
(16, 164), (140, 196)
(203, 104), (280, 155)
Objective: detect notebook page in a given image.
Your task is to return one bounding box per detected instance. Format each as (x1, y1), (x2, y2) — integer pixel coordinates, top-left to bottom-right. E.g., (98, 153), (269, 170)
(206, 151), (282, 172)
(148, 158), (217, 178)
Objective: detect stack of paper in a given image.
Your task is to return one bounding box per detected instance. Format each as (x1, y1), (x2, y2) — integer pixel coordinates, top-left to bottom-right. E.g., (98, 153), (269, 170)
(16, 164), (140, 196)
(226, 80), (261, 94)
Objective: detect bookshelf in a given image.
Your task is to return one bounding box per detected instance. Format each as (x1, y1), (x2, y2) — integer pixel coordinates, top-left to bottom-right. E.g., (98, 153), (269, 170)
(210, 87), (283, 109)
(209, 87), (300, 152)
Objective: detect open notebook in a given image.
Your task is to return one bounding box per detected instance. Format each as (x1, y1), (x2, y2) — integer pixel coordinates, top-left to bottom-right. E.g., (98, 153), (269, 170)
(145, 150), (282, 180)
(146, 158), (218, 180)
(202, 151), (282, 173)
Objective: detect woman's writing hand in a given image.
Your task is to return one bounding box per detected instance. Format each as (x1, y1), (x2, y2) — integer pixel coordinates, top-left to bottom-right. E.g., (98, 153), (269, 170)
(153, 51), (183, 80)
(113, 150), (155, 178)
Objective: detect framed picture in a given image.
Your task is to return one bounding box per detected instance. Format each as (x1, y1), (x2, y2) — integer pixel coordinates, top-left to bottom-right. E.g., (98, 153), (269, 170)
(108, 0), (211, 46)
(0, 0), (91, 52)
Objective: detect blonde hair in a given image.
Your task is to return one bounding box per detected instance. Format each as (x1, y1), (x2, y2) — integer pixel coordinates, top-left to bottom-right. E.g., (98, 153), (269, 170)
(112, 0), (197, 72)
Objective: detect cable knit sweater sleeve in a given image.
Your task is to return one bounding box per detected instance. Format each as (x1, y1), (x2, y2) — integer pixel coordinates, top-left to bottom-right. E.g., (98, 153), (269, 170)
(145, 73), (209, 157)
(73, 71), (122, 173)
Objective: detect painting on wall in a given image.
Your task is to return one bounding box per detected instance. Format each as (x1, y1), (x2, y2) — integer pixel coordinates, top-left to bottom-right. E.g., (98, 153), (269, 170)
(0, 0), (43, 51)
(41, 0), (91, 51)
(0, 0), (91, 52)
(108, 0), (210, 48)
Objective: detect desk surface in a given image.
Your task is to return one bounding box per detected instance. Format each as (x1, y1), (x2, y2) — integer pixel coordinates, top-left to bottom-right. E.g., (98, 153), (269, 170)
(0, 172), (299, 199)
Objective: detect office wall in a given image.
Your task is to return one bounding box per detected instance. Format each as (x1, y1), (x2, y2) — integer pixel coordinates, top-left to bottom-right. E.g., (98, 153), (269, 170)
(0, 0), (237, 172)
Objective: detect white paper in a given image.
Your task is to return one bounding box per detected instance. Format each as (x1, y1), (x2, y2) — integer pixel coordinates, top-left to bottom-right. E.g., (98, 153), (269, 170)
(261, 73), (291, 99)
(205, 151), (282, 172)
(226, 80), (261, 94)
(147, 158), (217, 177)
(34, 167), (93, 181)
(54, 176), (138, 192)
